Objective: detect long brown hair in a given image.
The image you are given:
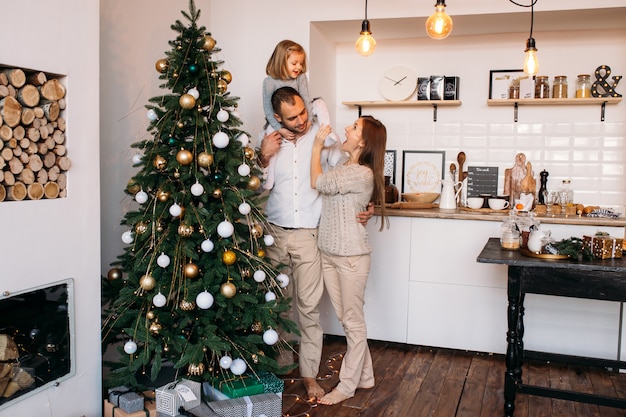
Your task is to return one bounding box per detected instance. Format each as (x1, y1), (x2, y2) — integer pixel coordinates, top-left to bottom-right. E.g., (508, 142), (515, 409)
(265, 40), (308, 81)
(358, 115), (388, 231)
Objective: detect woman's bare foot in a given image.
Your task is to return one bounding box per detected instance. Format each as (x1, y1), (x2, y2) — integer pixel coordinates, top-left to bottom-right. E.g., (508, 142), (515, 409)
(303, 377), (325, 401)
(318, 388), (350, 405)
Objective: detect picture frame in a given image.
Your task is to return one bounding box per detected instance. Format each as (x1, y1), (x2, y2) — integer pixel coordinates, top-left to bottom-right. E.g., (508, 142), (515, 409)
(489, 69), (525, 99)
(384, 150), (397, 184)
(402, 150), (445, 194)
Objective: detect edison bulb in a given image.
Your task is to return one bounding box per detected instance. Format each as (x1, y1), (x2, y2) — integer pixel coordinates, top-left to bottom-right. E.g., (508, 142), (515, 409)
(425, 3), (453, 40)
(355, 31), (376, 57)
(523, 38), (539, 76)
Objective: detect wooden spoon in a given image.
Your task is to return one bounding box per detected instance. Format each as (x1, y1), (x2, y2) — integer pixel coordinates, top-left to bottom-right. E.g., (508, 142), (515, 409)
(457, 152), (466, 181)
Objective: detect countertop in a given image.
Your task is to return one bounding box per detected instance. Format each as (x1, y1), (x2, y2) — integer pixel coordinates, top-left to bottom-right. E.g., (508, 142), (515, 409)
(376, 206), (626, 227)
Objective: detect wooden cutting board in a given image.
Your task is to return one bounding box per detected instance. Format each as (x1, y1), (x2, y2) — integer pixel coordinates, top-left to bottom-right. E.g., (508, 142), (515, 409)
(387, 202), (437, 209)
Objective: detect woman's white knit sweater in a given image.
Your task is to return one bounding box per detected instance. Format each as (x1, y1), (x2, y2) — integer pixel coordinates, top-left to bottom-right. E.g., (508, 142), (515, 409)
(315, 158), (374, 256)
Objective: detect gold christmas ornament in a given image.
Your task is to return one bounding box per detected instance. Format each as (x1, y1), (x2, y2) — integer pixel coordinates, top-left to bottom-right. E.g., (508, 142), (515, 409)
(149, 321), (162, 335)
(174, 169), (181, 179)
(251, 223), (263, 238)
(156, 221), (164, 232)
(220, 282), (237, 298)
(179, 299), (196, 311)
(172, 72), (179, 78)
(221, 70), (233, 84)
(210, 70), (219, 79)
(184, 262), (199, 278)
(217, 79), (228, 94)
(177, 121), (185, 129)
(146, 311), (155, 320)
(222, 250), (236, 265)
(247, 176), (261, 191)
(251, 354), (258, 364)
(202, 35), (216, 51)
(155, 59), (169, 73)
(178, 223), (194, 237)
(135, 222), (149, 235)
(176, 149), (193, 165)
(107, 268), (123, 281)
(197, 151), (213, 168)
(140, 274), (156, 291)
(257, 249), (266, 258)
(179, 94), (196, 109)
(243, 147), (255, 160)
(153, 156), (167, 171)
(251, 321), (262, 334)
(212, 188), (222, 199)
(188, 362), (205, 376)
(156, 190), (170, 202)
(127, 179), (141, 195)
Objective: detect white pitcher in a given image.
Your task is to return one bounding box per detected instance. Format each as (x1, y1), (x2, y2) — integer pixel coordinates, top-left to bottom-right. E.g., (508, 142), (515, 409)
(439, 177), (464, 209)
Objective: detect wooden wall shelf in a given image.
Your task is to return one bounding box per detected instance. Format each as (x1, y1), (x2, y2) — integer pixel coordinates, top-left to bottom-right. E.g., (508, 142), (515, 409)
(486, 97), (622, 122)
(342, 100), (461, 122)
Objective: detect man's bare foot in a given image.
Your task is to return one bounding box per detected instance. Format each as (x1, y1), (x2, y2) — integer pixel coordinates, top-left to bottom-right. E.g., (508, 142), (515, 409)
(318, 388), (350, 405)
(303, 377), (325, 401)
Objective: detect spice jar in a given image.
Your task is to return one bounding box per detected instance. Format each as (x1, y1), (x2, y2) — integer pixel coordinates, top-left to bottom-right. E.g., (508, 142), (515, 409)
(576, 74), (591, 98)
(535, 76), (550, 98)
(552, 75), (568, 98)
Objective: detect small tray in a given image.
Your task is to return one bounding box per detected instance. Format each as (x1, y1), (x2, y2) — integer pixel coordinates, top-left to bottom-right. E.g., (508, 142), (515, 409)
(520, 248), (570, 260)
(387, 202), (437, 209)
(459, 207), (510, 213)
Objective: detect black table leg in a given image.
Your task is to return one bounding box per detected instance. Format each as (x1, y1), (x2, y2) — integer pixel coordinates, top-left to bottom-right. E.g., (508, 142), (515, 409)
(504, 266), (524, 417)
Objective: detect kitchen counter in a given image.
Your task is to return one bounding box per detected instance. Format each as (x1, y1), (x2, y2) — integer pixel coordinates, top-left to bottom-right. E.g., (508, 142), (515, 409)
(377, 206), (626, 228)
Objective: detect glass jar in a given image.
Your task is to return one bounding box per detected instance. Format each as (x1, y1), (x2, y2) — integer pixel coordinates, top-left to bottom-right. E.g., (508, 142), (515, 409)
(535, 76), (550, 98)
(576, 74), (591, 98)
(552, 75), (568, 98)
(558, 179), (574, 214)
(384, 175), (399, 204)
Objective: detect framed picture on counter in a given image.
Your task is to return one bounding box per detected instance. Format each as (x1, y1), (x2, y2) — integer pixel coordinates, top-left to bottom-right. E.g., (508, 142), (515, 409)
(489, 69), (525, 99)
(402, 150), (445, 194)
(384, 150), (396, 184)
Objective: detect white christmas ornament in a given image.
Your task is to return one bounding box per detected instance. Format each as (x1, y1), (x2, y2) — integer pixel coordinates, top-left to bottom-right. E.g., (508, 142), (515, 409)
(196, 291), (214, 309)
(237, 163), (251, 177)
(230, 358), (247, 375)
(263, 329), (279, 345)
(121, 230), (134, 244)
(236, 133), (249, 146)
(219, 355), (233, 369)
(263, 235), (275, 246)
(124, 340), (138, 354)
(190, 181), (204, 196)
(276, 273), (289, 288)
(253, 270), (266, 283)
(238, 202), (251, 215)
(153, 292), (167, 307)
(147, 109), (157, 121)
(188, 87), (200, 99)
(213, 131), (229, 149)
(216, 109), (230, 122)
(169, 203), (182, 217)
(201, 239), (215, 253)
(265, 291), (276, 302)
(217, 220), (234, 238)
(132, 153), (142, 165)
(157, 253), (171, 268)
(135, 190), (148, 204)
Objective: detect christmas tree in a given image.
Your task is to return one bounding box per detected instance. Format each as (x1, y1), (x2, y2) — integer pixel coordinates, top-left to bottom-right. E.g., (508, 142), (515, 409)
(102, 0), (296, 389)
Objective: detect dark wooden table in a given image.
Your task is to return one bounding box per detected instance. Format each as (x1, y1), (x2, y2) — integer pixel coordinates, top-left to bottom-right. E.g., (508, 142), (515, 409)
(477, 237), (626, 417)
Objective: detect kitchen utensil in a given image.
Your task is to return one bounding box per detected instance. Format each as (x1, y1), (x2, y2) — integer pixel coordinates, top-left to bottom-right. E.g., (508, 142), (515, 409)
(439, 178), (464, 209)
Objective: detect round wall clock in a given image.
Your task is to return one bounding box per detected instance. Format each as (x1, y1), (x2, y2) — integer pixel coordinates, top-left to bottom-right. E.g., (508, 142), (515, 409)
(378, 66), (417, 101)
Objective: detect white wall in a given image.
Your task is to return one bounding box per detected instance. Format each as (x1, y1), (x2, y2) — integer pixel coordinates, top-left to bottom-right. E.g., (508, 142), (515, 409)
(1, 0), (101, 415)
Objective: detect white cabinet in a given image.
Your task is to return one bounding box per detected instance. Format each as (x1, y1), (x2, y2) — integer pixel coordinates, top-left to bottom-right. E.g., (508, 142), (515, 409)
(320, 213), (626, 359)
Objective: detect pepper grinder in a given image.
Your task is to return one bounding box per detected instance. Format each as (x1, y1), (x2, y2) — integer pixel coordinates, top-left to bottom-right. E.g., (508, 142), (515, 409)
(538, 169), (549, 205)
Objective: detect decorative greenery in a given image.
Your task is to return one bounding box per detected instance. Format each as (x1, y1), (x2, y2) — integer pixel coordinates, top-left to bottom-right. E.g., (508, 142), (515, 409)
(101, 0), (297, 389)
(551, 237), (593, 261)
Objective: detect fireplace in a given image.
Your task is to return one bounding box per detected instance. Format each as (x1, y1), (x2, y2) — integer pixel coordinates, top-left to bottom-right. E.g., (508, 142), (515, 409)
(0, 278), (75, 410)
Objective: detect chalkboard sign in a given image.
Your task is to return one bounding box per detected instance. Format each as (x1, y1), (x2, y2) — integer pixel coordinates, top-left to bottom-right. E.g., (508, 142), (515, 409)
(467, 166), (499, 197)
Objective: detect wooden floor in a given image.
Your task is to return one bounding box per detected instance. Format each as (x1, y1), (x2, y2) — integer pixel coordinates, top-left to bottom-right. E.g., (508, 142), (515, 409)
(281, 335), (626, 417)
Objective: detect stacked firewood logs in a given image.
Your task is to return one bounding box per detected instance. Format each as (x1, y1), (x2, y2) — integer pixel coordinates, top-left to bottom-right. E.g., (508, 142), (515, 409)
(0, 67), (70, 201)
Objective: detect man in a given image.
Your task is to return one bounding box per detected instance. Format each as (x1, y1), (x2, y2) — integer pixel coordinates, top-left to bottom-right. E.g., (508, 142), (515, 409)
(258, 87), (371, 401)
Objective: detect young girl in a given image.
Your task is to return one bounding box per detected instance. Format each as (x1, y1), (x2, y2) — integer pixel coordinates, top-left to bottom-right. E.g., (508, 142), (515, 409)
(262, 40), (338, 189)
(310, 116), (388, 405)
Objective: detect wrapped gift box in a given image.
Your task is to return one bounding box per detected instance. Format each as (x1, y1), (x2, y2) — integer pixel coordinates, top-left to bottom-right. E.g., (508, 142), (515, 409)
(156, 379), (202, 416)
(215, 374), (264, 399)
(584, 234), (623, 259)
(208, 392), (281, 417)
(184, 403), (220, 417)
(108, 386), (145, 414)
(257, 371), (283, 394)
(104, 391), (157, 417)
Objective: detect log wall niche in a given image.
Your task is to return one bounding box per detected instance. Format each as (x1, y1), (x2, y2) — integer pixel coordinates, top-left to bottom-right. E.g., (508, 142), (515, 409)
(0, 66), (70, 202)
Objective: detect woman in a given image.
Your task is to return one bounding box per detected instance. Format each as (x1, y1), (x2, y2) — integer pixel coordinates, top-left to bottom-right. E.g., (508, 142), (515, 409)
(310, 116), (387, 405)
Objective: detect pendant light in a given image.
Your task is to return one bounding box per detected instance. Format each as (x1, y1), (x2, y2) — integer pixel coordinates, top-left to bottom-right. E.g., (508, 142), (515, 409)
(355, 0), (376, 56)
(425, 0), (453, 40)
(523, 1), (539, 75)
